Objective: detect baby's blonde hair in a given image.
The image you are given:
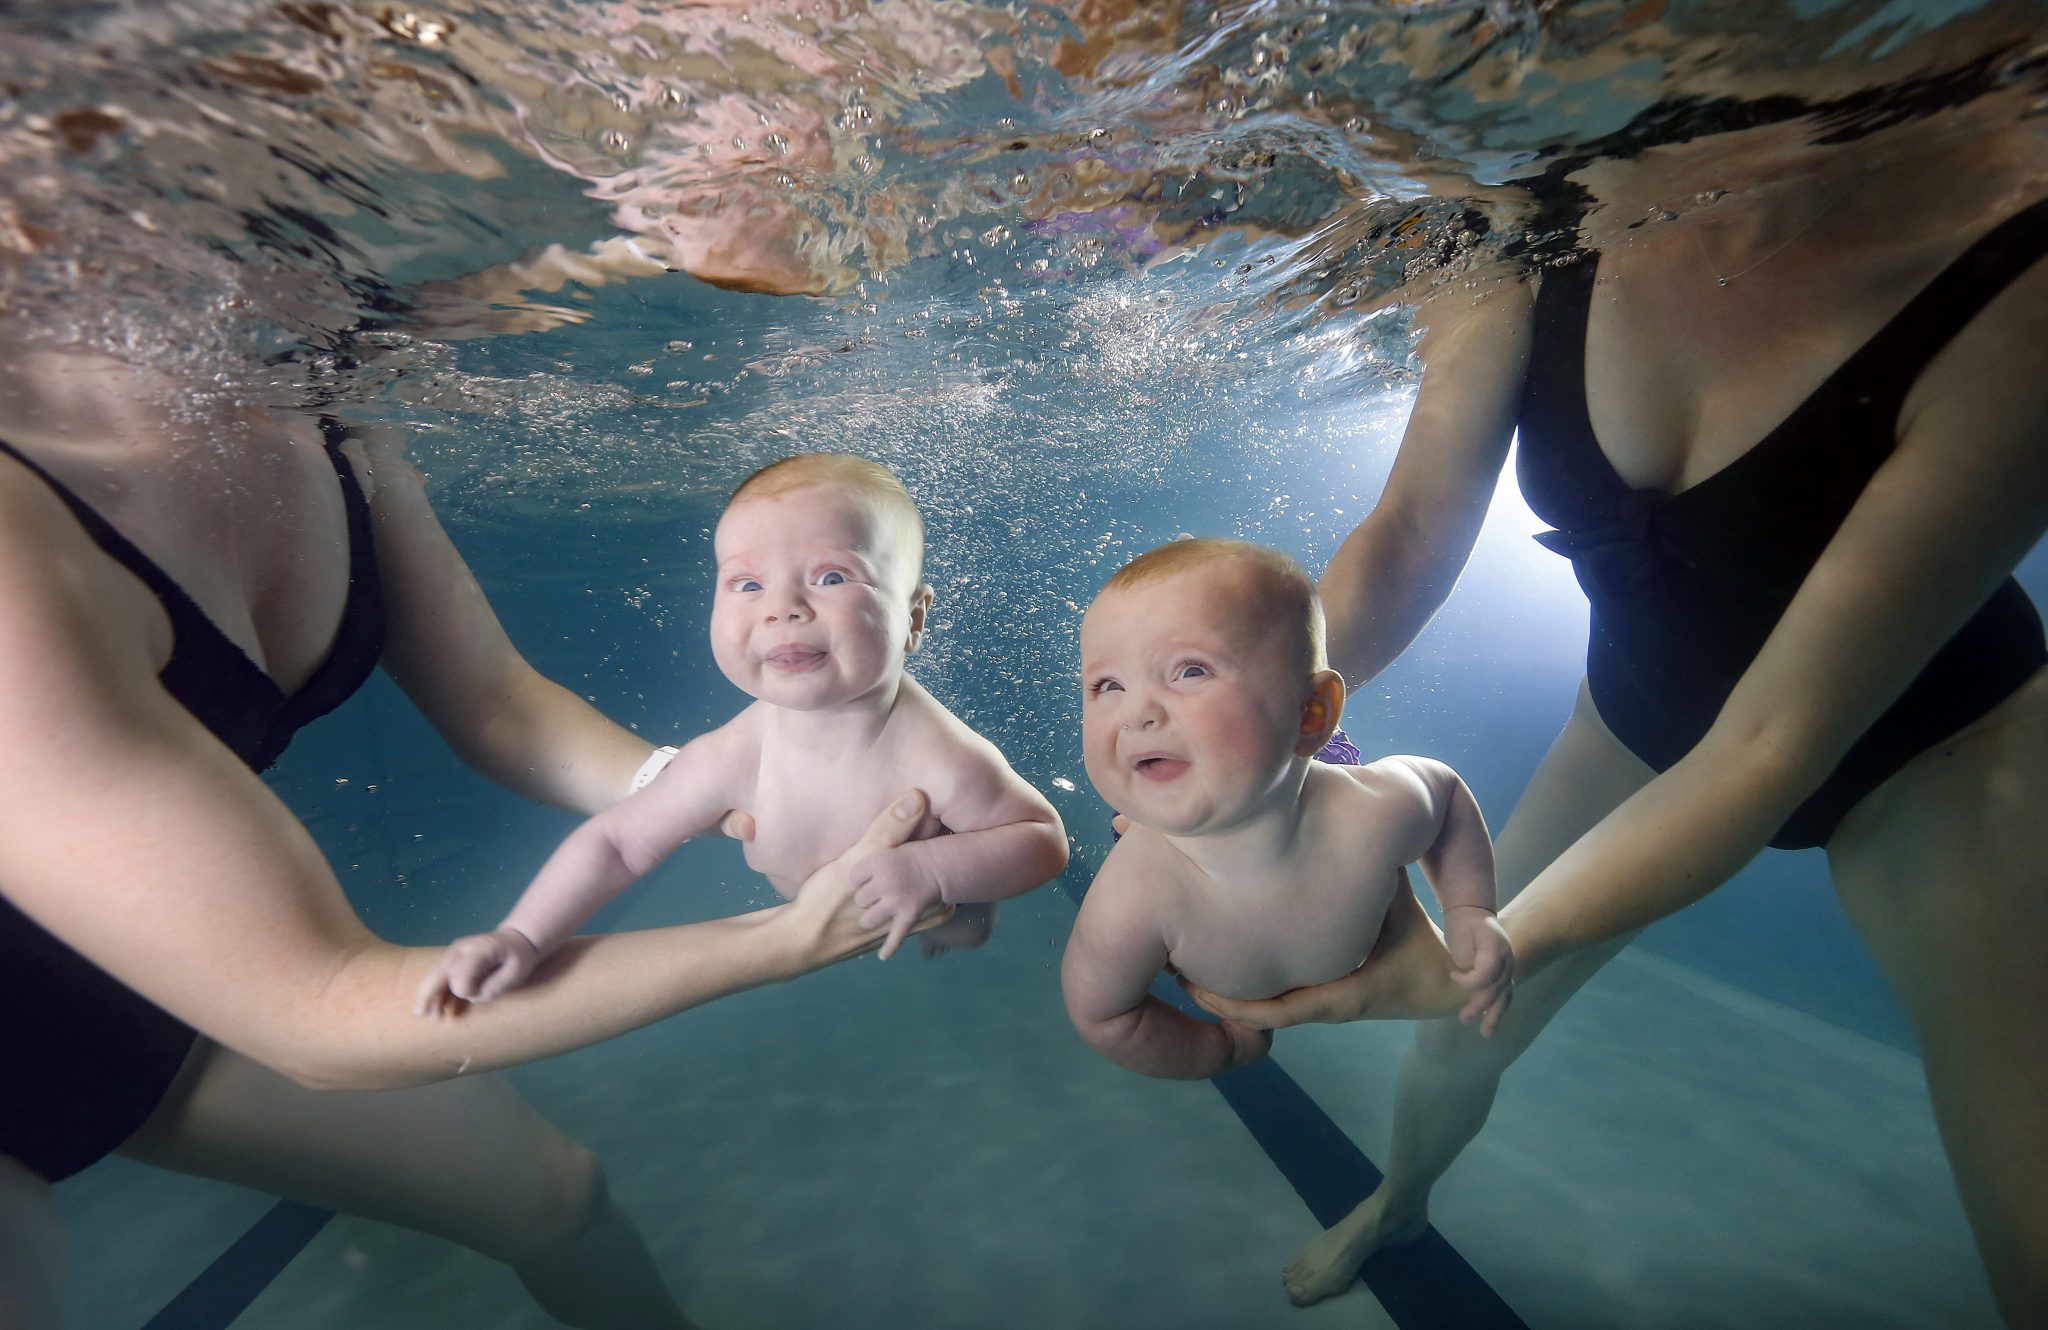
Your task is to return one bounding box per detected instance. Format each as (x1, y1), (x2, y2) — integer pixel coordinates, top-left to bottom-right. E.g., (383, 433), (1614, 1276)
(727, 453), (925, 582)
(1102, 537), (1327, 678)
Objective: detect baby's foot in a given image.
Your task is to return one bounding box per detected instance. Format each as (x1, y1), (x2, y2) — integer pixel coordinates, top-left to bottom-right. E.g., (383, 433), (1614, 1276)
(920, 902), (994, 958)
(1282, 1193), (1428, 1306)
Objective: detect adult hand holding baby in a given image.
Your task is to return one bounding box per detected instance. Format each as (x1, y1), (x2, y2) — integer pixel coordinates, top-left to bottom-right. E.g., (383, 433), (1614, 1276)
(779, 790), (955, 968)
(847, 842), (947, 962)
(1180, 883), (1481, 1030)
(415, 790), (946, 1019)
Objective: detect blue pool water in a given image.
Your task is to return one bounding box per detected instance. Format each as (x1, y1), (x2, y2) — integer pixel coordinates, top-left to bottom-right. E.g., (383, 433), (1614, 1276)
(12, 0), (2045, 1325)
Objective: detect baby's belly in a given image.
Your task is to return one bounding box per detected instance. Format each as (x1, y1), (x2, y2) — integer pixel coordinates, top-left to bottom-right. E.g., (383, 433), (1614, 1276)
(740, 838), (819, 899)
(739, 802), (941, 898)
(1171, 908), (1392, 1001)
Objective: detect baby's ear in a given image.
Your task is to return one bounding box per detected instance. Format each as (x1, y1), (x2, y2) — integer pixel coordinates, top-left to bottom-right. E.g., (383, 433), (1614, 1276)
(1295, 670), (1345, 757)
(906, 583), (936, 654)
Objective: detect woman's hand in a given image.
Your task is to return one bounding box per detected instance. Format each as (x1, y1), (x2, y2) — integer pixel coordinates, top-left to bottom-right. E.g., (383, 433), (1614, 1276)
(1180, 879), (1475, 1029)
(775, 790), (952, 971)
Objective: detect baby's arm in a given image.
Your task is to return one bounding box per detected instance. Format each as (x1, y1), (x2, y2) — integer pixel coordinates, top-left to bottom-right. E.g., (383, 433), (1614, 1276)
(416, 728), (746, 1014)
(1060, 846), (1271, 1080)
(850, 740), (1068, 959)
(1373, 756), (1511, 1030)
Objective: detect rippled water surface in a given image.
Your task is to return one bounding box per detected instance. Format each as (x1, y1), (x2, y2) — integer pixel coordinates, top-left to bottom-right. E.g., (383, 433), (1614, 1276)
(10, 0), (2046, 1326)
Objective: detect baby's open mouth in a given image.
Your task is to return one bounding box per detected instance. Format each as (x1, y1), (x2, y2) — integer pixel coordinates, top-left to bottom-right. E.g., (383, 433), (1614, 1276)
(1134, 755), (1189, 781)
(765, 647), (826, 671)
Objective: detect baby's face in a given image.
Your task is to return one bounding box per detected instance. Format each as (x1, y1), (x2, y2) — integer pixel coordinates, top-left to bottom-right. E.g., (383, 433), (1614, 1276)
(711, 483), (926, 711)
(1079, 566), (1309, 838)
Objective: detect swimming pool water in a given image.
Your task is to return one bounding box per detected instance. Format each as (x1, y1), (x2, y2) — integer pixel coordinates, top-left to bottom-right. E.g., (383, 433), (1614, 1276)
(15, 0), (2046, 1323)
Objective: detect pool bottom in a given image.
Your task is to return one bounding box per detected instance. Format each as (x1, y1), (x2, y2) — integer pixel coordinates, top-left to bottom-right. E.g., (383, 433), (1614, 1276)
(61, 886), (1994, 1329)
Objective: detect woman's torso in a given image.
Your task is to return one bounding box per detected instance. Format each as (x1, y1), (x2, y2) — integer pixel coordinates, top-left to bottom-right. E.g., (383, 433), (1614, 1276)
(0, 348), (387, 1182)
(1512, 175), (2048, 848)
(0, 349), (369, 699)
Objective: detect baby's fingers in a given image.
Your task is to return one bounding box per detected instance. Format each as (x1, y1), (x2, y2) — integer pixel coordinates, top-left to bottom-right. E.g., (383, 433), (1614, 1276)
(1459, 983), (1511, 1036)
(472, 966), (522, 1003)
(876, 910), (916, 962)
(413, 970), (455, 1018)
(1447, 962), (1500, 992)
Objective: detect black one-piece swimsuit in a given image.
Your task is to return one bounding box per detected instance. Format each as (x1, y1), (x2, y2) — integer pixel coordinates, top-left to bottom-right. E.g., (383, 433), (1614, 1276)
(0, 418), (385, 1181)
(1514, 198), (2048, 850)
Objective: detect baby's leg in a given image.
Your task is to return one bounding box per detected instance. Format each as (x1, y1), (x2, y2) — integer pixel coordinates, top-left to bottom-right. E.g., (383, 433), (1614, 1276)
(922, 902), (995, 957)
(121, 1039), (696, 1329)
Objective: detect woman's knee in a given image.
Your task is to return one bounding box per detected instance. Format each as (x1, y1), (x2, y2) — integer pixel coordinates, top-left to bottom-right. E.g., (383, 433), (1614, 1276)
(1412, 1012), (1524, 1073)
(509, 1140), (612, 1260)
(1412, 936), (1626, 1072)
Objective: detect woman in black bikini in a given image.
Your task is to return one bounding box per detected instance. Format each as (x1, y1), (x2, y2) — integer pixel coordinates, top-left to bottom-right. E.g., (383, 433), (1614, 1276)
(0, 344), (939, 1329)
(1191, 98), (2048, 1323)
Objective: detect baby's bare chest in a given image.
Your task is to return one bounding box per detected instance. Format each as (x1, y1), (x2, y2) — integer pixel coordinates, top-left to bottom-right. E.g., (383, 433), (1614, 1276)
(739, 744), (938, 894)
(1164, 853), (1407, 1001)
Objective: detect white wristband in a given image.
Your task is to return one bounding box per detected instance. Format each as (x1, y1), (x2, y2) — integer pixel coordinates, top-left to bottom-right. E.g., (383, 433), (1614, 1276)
(629, 745), (680, 795)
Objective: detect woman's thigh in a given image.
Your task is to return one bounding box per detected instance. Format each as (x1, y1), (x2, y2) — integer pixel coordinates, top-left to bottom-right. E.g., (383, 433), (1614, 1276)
(1418, 680), (1656, 1064)
(119, 1039), (602, 1264)
(0, 1154), (63, 1329)
(1827, 667), (2048, 1304)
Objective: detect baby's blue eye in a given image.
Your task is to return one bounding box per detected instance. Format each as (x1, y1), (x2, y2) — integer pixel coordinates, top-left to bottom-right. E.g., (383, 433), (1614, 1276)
(817, 570), (847, 586)
(1089, 679), (1123, 696)
(1176, 663), (1210, 680)
(734, 578), (763, 593)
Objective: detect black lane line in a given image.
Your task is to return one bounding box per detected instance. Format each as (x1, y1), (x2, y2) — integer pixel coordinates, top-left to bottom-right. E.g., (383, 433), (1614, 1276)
(1148, 973), (1525, 1330)
(140, 1200), (332, 1330)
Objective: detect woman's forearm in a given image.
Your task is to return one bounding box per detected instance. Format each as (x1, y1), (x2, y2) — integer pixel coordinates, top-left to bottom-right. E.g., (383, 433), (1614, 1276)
(1321, 509), (1469, 686)
(282, 910), (808, 1090)
(1501, 734), (1808, 978)
(274, 788), (932, 1090)
(458, 669), (655, 814)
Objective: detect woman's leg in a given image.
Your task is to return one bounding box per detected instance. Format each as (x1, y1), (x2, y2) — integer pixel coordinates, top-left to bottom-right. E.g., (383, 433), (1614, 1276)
(118, 1039), (695, 1330)
(0, 1155), (64, 1329)
(1285, 682), (1656, 1304)
(1826, 669), (2048, 1327)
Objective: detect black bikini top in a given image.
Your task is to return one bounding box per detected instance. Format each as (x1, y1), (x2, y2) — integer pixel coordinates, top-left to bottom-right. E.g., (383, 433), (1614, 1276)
(1516, 195), (2048, 600)
(0, 416), (385, 771)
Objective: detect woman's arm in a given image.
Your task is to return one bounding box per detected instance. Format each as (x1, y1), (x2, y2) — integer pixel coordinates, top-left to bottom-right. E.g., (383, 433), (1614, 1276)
(1503, 259), (2048, 976)
(1320, 277), (1533, 685)
(356, 429), (655, 816)
(0, 491), (927, 1089)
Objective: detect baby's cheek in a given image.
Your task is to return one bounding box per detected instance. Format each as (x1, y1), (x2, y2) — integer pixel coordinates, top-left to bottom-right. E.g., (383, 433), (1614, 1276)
(1213, 709), (1286, 768)
(1078, 733), (1117, 798)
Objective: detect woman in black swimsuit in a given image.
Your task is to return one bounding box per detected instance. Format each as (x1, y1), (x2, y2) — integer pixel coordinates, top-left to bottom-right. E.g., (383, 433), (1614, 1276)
(0, 346), (937, 1328)
(1191, 102), (2048, 1322)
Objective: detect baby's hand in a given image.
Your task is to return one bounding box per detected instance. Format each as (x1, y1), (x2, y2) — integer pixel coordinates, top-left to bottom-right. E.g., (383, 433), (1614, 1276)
(847, 843), (943, 962)
(413, 927), (540, 1018)
(1444, 904), (1513, 1036)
